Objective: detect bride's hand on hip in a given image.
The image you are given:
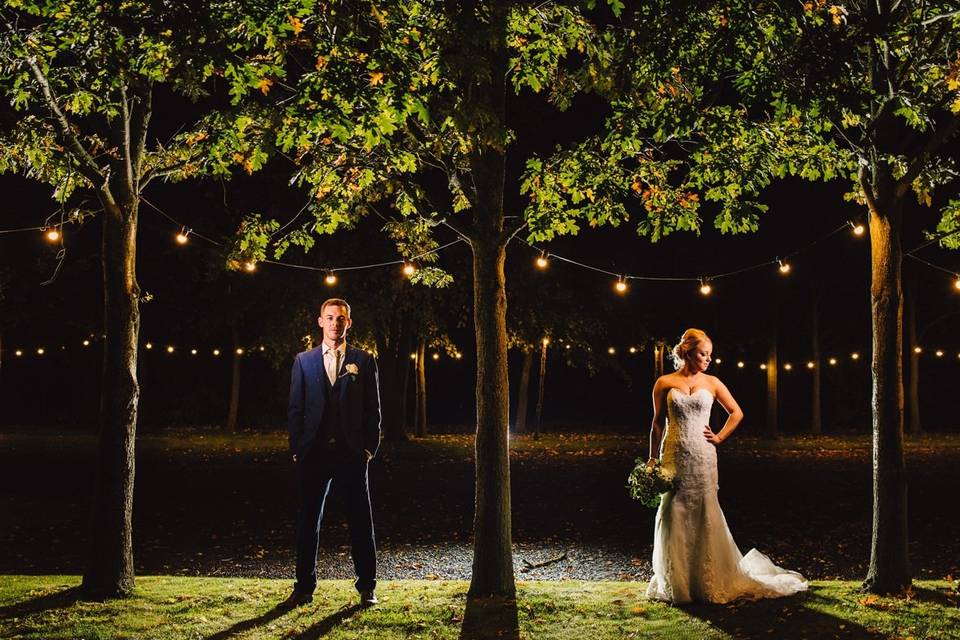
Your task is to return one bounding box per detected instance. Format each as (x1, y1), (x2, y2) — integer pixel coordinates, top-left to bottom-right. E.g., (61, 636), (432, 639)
(703, 426), (722, 445)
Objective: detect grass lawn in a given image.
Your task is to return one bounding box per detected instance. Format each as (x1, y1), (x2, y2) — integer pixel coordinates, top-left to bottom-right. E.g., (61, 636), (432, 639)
(1, 576), (958, 639)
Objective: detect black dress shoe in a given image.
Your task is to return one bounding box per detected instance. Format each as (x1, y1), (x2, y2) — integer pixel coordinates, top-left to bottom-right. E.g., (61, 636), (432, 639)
(279, 590), (313, 609)
(359, 589), (379, 605)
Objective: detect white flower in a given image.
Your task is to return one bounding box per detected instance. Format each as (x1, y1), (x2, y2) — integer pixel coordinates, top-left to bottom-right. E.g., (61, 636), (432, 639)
(344, 363), (359, 376)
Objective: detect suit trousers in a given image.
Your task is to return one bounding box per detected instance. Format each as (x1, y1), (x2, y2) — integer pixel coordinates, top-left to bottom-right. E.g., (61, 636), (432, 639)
(294, 442), (377, 594)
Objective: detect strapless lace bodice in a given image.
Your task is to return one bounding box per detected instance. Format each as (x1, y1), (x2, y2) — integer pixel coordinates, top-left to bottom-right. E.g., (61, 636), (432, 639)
(645, 386), (808, 604)
(660, 388), (717, 496)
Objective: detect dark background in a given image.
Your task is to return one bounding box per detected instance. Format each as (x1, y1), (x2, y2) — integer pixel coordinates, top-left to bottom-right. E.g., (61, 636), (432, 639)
(1, 83), (958, 433)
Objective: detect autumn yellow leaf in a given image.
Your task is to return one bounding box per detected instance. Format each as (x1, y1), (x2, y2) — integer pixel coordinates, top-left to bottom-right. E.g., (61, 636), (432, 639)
(287, 15), (303, 35)
(370, 4), (388, 28)
(257, 78), (273, 95)
(369, 71), (384, 86)
(951, 96), (960, 114)
(315, 55), (327, 71)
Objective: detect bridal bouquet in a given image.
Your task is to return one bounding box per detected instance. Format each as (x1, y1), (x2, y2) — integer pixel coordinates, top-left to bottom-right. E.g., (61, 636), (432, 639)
(627, 458), (675, 508)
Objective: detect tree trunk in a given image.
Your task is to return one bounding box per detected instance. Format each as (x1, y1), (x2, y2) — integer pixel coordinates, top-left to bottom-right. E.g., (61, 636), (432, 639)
(82, 198), (140, 599)
(863, 193), (911, 593)
(905, 284), (921, 434)
(399, 332), (413, 438)
(225, 323), (241, 432)
(534, 338), (547, 438)
(765, 335), (779, 438)
(468, 236), (513, 597)
(513, 349), (533, 434)
(811, 294), (822, 435)
(415, 339), (427, 436)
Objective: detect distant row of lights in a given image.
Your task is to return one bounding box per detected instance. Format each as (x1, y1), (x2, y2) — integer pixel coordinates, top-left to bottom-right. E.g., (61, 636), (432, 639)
(7, 341), (464, 360)
(8, 338), (960, 363)
(8, 342), (267, 357)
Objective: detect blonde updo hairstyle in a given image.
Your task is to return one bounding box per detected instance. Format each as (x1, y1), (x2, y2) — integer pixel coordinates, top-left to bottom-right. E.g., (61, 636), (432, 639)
(671, 328), (711, 371)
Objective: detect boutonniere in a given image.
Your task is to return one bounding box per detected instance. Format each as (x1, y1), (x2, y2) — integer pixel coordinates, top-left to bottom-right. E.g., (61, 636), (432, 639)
(340, 363), (359, 379)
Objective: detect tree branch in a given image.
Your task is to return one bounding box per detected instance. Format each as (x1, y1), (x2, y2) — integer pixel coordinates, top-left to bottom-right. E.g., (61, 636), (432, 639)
(22, 56), (105, 189)
(131, 81), (152, 190)
(859, 165), (881, 217)
(139, 159), (194, 190)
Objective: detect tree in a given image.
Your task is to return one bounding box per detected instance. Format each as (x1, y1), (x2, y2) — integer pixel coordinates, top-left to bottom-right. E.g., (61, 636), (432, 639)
(522, 1), (960, 593)
(0, 0), (300, 597)
(227, 0), (635, 598)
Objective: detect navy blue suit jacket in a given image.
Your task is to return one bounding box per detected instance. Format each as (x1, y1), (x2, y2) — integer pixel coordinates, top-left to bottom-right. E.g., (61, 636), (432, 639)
(287, 345), (382, 460)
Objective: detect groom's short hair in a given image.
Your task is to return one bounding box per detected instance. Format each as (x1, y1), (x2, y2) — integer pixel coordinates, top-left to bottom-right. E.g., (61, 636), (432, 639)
(320, 298), (351, 317)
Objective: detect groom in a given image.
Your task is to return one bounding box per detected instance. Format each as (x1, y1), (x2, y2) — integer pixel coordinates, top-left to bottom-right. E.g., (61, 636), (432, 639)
(282, 298), (382, 608)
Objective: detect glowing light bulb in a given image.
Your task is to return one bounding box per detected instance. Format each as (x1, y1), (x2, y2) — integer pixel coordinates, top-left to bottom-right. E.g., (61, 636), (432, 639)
(402, 263), (416, 276)
(699, 280), (712, 296)
(784, 363), (793, 370)
(829, 358), (837, 365)
(936, 350), (944, 357)
(455, 352), (463, 359)
(410, 353), (417, 360)
(44, 228), (60, 242)
(614, 277), (628, 294)
(714, 358), (722, 364)
(914, 346), (922, 354)
(778, 260), (791, 274)
(36, 348), (45, 355)
(629, 346), (637, 354)
(432, 353), (440, 360)
(190, 348), (198, 355)
(760, 363), (767, 370)
(166, 346), (175, 354)
(542, 337), (550, 346)
(535, 253), (549, 269)
(213, 349), (221, 356)
(176, 227), (190, 244)
(737, 361), (744, 368)
(82, 340), (90, 347)
(565, 344), (571, 350)
(236, 348), (244, 355)
(15, 349), (23, 357)
(325, 272), (337, 285)
(954, 276), (960, 291)
(243, 261), (256, 272)
(851, 352), (860, 360)
(145, 342), (153, 350)
(807, 361), (815, 369)
(608, 347), (616, 355)
(851, 222), (865, 236)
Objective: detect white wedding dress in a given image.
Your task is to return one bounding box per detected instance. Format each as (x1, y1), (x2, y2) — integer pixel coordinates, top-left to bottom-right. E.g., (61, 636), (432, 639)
(646, 388), (808, 604)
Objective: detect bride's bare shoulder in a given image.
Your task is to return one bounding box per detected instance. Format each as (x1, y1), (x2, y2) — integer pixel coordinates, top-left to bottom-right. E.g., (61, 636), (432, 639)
(654, 373), (678, 391)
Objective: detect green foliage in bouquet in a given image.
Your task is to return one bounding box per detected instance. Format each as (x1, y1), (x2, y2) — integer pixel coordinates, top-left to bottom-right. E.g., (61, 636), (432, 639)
(627, 458), (675, 509)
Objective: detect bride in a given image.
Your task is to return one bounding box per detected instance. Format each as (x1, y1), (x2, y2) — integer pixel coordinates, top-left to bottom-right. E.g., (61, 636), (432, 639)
(645, 328), (808, 604)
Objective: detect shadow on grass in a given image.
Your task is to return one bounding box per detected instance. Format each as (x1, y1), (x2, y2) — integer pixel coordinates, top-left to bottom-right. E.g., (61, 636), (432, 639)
(205, 601), (294, 640)
(910, 586), (959, 607)
(680, 589), (887, 639)
(293, 604), (363, 640)
(0, 586), (82, 619)
(458, 596), (519, 640)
